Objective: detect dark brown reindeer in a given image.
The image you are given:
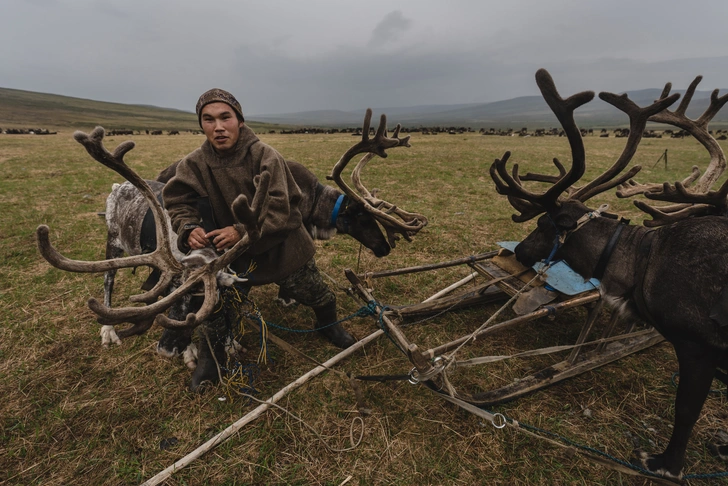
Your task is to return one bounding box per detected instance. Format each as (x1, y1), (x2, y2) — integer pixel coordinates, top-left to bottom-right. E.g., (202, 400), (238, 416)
(490, 68), (728, 479)
(38, 110), (427, 358)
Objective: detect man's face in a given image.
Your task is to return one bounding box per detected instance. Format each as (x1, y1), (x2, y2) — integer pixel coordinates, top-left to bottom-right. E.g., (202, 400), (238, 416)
(200, 102), (244, 155)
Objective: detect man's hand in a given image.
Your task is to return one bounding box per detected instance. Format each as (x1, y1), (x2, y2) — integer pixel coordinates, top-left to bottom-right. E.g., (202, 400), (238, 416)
(206, 226), (243, 251)
(187, 227), (210, 250)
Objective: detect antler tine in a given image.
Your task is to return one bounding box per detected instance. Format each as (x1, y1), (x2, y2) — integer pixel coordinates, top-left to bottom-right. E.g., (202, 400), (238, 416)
(617, 166), (701, 198)
(520, 157), (567, 184)
(571, 90), (679, 202)
(645, 178), (728, 210)
(151, 172), (272, 329)
(635, 199), (719, 228)
(489, 152), (547, 221)
(534, 69), (594, 204)
(648, 76), (728, 193)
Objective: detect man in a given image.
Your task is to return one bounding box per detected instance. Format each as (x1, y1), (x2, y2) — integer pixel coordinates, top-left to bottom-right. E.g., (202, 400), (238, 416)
(163, 88), (356, 392)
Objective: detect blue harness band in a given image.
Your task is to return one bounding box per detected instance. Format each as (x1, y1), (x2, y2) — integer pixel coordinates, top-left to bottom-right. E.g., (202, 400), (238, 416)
(330, 194), (345, 227)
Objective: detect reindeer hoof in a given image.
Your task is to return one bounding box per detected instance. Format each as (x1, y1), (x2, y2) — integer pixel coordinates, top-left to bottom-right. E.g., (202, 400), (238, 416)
(100, 325), (121, 347)
(709, 443), (728, 461)
(632, 450), (683, 480)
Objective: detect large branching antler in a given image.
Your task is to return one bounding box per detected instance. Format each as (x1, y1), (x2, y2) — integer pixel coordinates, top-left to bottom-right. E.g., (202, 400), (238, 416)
(489, 69), (594, 221)
(619, 76), (728, 226)
(569, 89), (680, 201)
(327, 108), (427, 247)
(37, 127), (268, 333)
(91, 172), (270, 329)
(37, 127), (184, 305)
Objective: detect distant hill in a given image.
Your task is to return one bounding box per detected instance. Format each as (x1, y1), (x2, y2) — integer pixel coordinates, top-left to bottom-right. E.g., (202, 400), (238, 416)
(0, 87), (278, 133)
(3, 85), (728, 132)
(250, 89), (728, 130)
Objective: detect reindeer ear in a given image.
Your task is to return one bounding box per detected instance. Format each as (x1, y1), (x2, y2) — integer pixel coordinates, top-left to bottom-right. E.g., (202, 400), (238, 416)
(553, 211), (578, 231)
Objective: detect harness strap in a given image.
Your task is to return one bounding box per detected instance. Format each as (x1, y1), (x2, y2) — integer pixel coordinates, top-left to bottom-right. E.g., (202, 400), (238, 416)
(330, 194), (346, 227)
(632, 229), (657, 328)
(592, 218), (629, 281)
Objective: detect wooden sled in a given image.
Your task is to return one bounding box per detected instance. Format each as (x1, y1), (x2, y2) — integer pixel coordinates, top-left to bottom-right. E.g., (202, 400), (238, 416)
(346, 247), (664, 407)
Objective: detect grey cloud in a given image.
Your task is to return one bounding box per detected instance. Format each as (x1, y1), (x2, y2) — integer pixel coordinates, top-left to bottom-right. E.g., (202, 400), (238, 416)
(367, 10), (412, 48)
(1, 0), (728, 115)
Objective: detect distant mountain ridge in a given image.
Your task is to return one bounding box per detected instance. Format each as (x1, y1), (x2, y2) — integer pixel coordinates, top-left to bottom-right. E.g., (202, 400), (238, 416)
(3, 85), (728, 131)
(249, 88), (728, 129)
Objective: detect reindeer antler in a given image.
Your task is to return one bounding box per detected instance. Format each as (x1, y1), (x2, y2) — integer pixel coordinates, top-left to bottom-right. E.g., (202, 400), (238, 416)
(489, 69), (594, 221)
(37, 127), (268, 333)
(620, 77), (728, 226)
(93, 172), (270, 330)
(37, 127), (184, 305)
(568, 89), (680, 202)
(327, 108), (427, 247)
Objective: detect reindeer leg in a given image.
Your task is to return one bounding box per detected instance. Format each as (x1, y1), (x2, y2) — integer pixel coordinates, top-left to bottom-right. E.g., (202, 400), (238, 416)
(189, 311), (229, 393)
(156, 290), (194, 359)
(634, 340), (720, 478)
(101, 239), (124, 347)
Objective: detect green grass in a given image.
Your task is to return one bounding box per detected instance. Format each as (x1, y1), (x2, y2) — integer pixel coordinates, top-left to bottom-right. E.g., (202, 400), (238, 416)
(2, 128), (728, 485)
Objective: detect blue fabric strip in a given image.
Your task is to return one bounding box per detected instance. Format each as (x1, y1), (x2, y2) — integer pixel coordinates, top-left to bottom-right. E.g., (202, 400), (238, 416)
(330, 194), (345, 227)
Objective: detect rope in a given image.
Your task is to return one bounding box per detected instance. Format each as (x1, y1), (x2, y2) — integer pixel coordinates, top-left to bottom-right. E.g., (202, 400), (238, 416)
(432, 387), (728, 482)
(265, 301), (378, 334)
(454, 329), (657, 367)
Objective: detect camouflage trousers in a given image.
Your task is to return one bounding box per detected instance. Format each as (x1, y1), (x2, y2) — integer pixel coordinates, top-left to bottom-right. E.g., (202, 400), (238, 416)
(274, 257), (335, 309)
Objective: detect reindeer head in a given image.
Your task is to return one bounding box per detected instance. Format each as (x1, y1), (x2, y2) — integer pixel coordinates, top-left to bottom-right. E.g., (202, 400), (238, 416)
(333, 198), (391, 257)
(327, 108), (428, 250)
(490, 69), (679, 268)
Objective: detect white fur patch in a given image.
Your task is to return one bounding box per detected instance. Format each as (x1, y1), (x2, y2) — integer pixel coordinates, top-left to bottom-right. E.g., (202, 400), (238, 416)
(309, 225), (336, 241)
(183, 343), (198, 370)
(634, 450), (683, 479)
(100, 325), (121, 347)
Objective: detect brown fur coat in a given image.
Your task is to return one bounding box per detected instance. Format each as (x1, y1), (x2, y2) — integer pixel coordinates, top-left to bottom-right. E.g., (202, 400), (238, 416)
(163, 125), (315, 284)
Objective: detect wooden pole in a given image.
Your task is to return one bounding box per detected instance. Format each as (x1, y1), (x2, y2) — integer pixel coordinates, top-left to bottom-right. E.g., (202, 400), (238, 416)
(422, 273), (476, 303)
(140, 329), (384, 486)
(357, 251), (498, 280)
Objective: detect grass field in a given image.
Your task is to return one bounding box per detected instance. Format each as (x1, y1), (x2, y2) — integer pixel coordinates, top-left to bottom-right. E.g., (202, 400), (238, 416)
(2, 125), (728, 485)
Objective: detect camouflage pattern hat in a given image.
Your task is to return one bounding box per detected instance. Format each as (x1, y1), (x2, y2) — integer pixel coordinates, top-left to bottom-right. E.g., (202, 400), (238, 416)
(195, 88), (244, 126)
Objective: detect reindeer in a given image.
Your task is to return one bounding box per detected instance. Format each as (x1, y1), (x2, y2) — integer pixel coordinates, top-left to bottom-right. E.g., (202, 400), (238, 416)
(100, 116), (427, 354)
(489, 68), (728, 479)
(37, 110), (427, 366)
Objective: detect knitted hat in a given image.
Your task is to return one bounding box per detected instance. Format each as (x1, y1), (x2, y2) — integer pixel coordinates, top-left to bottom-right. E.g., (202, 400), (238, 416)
(195, 88), (244, 126)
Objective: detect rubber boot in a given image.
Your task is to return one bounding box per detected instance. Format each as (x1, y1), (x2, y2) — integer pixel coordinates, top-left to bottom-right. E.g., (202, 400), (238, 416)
(189, 316), (228, 393)
(313, 302), (356, 349)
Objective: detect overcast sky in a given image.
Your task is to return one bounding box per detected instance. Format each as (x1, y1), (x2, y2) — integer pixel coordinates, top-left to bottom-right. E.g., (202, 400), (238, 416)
(2, 0), (727, 115)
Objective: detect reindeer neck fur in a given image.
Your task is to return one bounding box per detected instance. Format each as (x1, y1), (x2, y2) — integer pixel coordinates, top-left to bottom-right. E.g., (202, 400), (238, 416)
(304, 184), (341, 240)
(558, 215), (651, 319)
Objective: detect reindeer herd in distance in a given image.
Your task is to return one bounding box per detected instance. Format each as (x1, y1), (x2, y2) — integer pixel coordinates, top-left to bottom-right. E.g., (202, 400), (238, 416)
(6, 124), (728, 141)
